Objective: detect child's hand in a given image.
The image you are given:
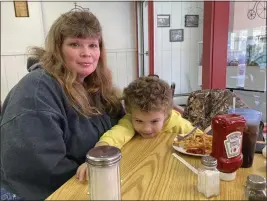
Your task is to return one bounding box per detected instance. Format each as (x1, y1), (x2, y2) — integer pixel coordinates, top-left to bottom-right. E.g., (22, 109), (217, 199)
(76, 142), (109, 182)
(76, 163), (88, 182)
(95, 141), (109, 147)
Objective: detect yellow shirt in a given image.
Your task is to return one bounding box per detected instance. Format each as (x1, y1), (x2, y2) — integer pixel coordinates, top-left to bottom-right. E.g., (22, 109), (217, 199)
(99, 109), (202, 149)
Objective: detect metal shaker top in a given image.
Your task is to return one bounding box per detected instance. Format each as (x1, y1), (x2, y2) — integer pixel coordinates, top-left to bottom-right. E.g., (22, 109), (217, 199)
(246, 174), (266, 190)
(86, 146), (122, 167)
(201, 156), (217, 167)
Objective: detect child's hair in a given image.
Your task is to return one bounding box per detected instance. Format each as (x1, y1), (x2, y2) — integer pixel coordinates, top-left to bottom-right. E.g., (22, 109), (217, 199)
(123, 76), (173, 114)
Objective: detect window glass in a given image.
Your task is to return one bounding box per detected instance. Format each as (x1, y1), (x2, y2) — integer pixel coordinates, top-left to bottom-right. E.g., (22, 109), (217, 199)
(226, 1), (266, 122)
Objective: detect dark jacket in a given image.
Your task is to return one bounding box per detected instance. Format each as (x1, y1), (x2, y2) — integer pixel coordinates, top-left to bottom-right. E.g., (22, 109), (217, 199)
(0, 66), (124, 200)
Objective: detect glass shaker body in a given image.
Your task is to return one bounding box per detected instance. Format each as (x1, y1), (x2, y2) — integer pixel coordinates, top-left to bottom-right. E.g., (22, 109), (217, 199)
(244, 174), (267, 200)
(86, 146), (122, 200)
(197, 156), (220, 198)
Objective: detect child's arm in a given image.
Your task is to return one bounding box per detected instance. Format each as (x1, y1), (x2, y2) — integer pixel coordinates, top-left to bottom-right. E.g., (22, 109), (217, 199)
(96, 114), (135, 149)
(76, 115), (134, 183)
(168, 110), (203, 134)
(178, 116), (203, 134)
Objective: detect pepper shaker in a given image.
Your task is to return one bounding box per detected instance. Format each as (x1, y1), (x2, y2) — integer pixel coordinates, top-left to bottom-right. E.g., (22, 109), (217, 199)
(244, 174), (266, 200)
(86, 146), (122, 200)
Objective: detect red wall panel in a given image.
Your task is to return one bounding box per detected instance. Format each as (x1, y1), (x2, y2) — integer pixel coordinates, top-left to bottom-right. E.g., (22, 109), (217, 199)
(202, 1), (230, 89)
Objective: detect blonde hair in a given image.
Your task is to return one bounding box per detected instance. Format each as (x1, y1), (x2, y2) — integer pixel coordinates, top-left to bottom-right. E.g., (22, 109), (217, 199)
(29, 11), (121, 117)
(123, 76), (173, 114)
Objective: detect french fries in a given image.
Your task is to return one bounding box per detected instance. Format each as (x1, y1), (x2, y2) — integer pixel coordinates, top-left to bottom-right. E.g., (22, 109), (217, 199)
(173, 132), (212, 154)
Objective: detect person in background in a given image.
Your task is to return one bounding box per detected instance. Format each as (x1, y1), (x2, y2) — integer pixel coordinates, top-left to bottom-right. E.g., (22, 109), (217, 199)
(76, 76), (202, 182)
(0, 10), (124, 200)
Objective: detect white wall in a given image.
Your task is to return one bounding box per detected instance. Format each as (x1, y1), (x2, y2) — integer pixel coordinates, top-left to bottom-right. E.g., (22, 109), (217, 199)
(1, 1), (137, 102)
(1, 2), (45, 54)
(153, 1), (203, 94)
(1, 1), (45, 101)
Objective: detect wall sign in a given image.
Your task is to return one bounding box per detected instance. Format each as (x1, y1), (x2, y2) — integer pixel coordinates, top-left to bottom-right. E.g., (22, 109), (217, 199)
(169, 29), (184, 42)
(185, 15), (199, 27)
(157, 14), (170, 27)
(247, 1), (266, 20)
(14, 1), (29, 17)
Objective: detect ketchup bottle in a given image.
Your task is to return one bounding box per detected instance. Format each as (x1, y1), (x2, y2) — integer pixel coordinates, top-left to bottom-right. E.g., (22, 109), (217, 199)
(211, 114), (246, 181)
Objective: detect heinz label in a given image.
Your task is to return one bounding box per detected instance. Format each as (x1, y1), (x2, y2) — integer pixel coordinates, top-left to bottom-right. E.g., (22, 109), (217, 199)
(224, 131), (242, 158)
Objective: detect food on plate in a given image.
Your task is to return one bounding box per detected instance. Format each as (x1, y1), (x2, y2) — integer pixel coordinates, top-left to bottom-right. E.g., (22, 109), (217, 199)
(173, 132), (212, 155)
(186, 148), (205, 155)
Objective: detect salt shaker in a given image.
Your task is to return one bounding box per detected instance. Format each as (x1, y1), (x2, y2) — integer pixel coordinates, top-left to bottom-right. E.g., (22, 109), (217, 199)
(86, 146), (122, 200)
(197, 156), (220, 198)
(244, 174), (266, 200)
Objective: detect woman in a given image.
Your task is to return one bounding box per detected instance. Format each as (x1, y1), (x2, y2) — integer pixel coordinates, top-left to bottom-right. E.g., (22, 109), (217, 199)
(0, 10), (124, 200)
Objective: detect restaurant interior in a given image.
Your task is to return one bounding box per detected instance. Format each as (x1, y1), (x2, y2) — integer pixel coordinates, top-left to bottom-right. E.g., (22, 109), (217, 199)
(1, 0), (266, 200)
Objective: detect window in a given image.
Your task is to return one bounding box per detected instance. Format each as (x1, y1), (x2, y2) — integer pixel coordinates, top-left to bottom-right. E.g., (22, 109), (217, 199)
(226, 1), (266, 122)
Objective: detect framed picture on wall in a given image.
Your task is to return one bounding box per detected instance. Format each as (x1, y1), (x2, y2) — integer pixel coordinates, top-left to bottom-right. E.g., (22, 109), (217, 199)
(14, 1), (29, 17)
(157, 14), (170, 27)
(185, 15), (199, 27)
(169, 29), (184, 42)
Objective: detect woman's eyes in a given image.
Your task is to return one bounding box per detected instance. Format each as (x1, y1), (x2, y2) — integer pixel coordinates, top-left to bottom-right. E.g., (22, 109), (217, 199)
(70, 43), (79, 47)
(90, 44), (99, 48)
(69, 43), (98, 48)
(151, 120), (159, 124)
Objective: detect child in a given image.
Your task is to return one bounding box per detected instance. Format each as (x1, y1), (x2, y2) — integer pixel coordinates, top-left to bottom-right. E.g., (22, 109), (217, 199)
(76, 76), (202, 182)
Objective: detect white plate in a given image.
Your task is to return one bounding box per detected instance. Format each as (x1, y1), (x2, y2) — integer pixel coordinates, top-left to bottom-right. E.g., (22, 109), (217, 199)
(172, 136), (209, 157)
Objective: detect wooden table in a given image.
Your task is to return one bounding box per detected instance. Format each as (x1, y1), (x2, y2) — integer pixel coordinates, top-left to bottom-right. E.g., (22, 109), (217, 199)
(46, 132), (266, 200)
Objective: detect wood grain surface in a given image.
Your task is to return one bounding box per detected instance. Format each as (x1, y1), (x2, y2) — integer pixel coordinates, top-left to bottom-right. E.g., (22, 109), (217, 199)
(46, 132), (266, 200)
